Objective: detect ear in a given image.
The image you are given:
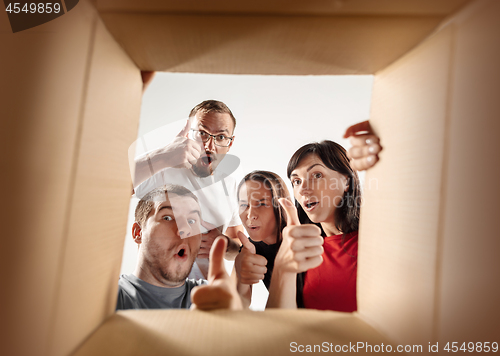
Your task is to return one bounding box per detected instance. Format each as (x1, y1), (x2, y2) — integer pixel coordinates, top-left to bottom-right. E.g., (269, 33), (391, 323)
(132, 222), (142, 244)
(227, 135), (235, 150)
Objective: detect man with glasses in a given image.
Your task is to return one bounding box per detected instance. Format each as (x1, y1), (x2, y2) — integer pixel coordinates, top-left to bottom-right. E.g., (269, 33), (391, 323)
(133, 100), (244, 280)
(186, 101), (236, 178)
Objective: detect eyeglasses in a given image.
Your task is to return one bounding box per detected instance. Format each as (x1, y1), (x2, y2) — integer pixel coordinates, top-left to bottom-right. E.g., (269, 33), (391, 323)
(190, 129), (234, 147)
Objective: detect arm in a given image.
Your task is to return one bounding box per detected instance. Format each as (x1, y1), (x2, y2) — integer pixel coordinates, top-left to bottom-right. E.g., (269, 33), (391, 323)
(267, 269), (297, 309)
(133, 146), (176, 187)
(224, 225), (244, 260)
(233, 231), (267, 309)
(197, 222), (242, 261)
(132, 119), (203, 187)
(233, 267), (252, 309)
(267, 199), (323, 309)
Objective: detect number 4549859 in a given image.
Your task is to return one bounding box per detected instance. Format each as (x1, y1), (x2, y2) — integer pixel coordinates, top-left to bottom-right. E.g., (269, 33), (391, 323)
(444, 342), (498, 352)
(5, 3), (61, 14)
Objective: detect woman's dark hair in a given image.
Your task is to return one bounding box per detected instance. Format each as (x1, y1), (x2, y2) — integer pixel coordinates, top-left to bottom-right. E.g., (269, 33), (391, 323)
(237, 170), (291, 245)
(286, 140), (361, 235)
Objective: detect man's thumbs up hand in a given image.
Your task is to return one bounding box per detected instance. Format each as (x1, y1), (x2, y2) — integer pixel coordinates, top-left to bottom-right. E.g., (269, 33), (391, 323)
(159, 118), (203, 170)
(275, 198), (324, 273)
(207, 235), (228, 282)
(176, 117), (192, 138)
(191, 237), (243, 311)
(234, 231), (268, 285)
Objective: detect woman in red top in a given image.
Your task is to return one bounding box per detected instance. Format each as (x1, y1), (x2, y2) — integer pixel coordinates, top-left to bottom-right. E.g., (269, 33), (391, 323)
(268, 140), (361, 312)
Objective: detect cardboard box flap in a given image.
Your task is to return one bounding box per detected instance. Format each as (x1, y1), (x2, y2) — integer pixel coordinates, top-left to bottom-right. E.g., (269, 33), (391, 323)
(97, 0), (470, 16)
(74, 309), (393, 356)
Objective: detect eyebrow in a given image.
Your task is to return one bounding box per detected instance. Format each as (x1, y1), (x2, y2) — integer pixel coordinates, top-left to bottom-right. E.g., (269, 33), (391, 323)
(190, 210), (202, 217)
(158, 205), (173, 212)
(158, 205), (201, 217)
(199, 124), (230, 135)
(238, 198), (270, 203)
(290, 163), (326, 177)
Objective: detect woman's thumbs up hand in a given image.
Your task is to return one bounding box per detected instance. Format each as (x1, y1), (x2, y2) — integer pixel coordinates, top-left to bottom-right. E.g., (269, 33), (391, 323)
(275, 198), (324, 273)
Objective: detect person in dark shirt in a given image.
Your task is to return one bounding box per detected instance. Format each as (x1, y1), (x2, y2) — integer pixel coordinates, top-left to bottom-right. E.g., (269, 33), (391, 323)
(234, 171), (291, 307)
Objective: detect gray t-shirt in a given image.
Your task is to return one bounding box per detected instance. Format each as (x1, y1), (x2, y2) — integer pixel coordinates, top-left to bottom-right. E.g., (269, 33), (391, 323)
(116, 274), (207, 310)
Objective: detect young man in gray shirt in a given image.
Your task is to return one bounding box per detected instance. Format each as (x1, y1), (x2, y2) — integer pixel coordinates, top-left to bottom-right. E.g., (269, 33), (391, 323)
(117, 184), (241, 310)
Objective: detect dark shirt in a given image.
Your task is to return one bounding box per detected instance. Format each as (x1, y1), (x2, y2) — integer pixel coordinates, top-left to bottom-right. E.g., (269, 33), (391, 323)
(249, 239), (281, 290)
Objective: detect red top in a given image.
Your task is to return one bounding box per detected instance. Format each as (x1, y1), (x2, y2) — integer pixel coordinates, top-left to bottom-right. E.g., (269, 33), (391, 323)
(303, 231), (358, 312)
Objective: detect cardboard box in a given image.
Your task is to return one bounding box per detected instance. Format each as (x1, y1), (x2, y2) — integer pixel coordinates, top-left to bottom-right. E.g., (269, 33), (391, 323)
(1, 0), (498, 355)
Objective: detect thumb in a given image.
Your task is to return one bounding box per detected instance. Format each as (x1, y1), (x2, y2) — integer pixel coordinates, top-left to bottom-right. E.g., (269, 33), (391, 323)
(237, 231), (255, 254)
(177, 118), (191, 138)
(279, 198), (301, 226)
(208, 236), (228, 282)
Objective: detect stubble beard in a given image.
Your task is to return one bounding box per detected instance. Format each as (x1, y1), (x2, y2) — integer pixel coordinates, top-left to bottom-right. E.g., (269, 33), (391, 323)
(192, 154), (220, 178)
(191, 161), (213, 178)
(159, 253), (197, 285)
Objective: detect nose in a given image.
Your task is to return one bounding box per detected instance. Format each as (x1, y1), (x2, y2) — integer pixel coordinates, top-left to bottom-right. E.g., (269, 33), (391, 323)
(248, 205), (258, 221)
(298, 180), (313, 196)
(176, 219), (191, 239)
(298, 179), (312, 196)
(204, 135), (216, 152)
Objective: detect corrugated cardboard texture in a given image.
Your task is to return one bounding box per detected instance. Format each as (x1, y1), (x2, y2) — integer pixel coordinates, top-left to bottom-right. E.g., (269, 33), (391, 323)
(0, 2), (95, 355)
(358, 25), (453, 345)
(4, 0), (499, 355)
(0, 1), (142, 355)
(97, 13), (444, 75)
(97, 0), (470, 16)
(94, 0), (474, 75)
(74, 309), (392, 356)
(437, 0), (500, 343)
(358, 0), (500, 346)
(47, 17), (142, 356)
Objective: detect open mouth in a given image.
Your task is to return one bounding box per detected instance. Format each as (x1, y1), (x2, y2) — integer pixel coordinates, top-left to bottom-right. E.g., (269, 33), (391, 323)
(248, 225), (260, 231)
(175, 246), (188, 259)
(304, 201), (319, 211)
(201, 154), (213, 167)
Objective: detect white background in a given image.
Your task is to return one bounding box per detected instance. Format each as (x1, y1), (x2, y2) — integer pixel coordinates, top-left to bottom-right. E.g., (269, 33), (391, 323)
(121, 72), (373, 310)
